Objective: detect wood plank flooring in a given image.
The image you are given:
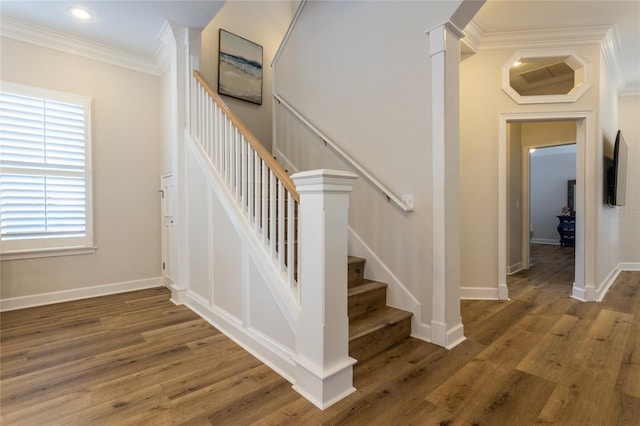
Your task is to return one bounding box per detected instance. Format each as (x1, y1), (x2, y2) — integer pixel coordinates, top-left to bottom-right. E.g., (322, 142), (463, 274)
(1, 244), (639, 425)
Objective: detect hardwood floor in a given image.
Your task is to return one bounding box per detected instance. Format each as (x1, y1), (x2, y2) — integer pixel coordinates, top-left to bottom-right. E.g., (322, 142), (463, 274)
(1, 247), (638, 425)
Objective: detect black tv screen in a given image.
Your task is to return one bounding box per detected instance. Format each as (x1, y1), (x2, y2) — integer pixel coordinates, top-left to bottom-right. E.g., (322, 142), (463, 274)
(607, 130), (628, 206)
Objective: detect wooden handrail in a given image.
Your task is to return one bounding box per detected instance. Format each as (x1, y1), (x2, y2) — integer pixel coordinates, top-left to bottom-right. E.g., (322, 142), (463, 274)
(194, 70), (299, 202)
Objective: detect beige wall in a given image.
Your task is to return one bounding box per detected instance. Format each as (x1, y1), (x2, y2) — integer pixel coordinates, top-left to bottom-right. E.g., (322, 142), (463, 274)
(617, 95), (640, 265)
(200, 1), (293, 152)
(0, 38), (162, 300)
(597, 55), (621, 284)
(460, 45), (603, 291)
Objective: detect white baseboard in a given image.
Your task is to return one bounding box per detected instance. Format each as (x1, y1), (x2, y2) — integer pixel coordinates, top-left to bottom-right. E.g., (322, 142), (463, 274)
(0, 277), (162, 312)
(186, 290), (297, 385)
(507, 262), (523, 275)
(530, 238), (560, 245)
(619, 262), (640, 271)
(596, 267), (622, 302)
(460, 286), (501, 300)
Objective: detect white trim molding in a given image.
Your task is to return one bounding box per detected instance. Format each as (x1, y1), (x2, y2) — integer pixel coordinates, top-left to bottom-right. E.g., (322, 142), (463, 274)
(427, 21), (466, 350)
(460, 286), (500, 300)
(595, 267), (621, 302)
(507, 262), (523, 275)
(0, 17), (166, 76)
(0, 277), (162, 312)
(501, 48), (592, 105)
(464, 19), (636, 96)
(530, 238), (561, 246)
(619, 262), (640, 271)
(499, 110), (594, 303)
(469, 24), (611, 51)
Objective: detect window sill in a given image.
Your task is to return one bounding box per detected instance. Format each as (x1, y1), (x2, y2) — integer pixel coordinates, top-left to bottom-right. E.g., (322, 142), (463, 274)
(1, 246), (97, 261)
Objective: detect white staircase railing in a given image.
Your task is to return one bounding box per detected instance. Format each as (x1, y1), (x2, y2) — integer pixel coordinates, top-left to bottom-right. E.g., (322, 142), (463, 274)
(191, 71), (300, 299)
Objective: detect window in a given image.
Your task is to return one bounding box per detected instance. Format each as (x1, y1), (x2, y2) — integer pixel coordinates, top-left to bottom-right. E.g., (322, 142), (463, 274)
(0, 82), (93, 259)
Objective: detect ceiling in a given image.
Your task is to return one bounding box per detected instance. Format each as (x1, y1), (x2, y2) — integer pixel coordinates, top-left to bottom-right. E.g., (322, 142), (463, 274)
(0, 1), (225, 58)
(0, 1), (638, 92)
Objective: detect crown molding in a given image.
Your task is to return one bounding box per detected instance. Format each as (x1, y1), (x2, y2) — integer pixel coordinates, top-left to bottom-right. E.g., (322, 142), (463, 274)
(461, 20), (482, 53)
(467, 22), (611, 50)
(0, 17), (165, 76)
(464, 19), (634, 95)
(601, 26), (627, 94)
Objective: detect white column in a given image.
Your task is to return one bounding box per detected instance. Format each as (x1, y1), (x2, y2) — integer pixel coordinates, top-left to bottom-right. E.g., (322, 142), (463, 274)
(291, 169), (358, 410)
(427, 22), (466, 349)
(158, 21), (190, 304)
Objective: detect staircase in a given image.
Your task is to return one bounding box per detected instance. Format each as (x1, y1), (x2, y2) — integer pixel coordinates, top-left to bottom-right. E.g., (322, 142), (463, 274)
(347, 256), (412, 361)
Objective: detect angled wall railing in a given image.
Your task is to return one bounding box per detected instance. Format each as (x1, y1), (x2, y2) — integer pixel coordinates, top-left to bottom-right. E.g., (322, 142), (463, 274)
(191, 70), (300, 298)
(272, 92), (414, 212)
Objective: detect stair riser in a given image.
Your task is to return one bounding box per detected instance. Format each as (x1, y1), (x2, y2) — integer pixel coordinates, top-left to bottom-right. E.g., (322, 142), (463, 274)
(349, 317), (412, 361)
(348, 287), (386, 318)
(348, 261), (365, 288)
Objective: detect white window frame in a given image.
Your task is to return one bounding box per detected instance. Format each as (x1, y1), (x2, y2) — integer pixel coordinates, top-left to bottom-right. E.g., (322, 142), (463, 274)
(1, 81), (95, 260)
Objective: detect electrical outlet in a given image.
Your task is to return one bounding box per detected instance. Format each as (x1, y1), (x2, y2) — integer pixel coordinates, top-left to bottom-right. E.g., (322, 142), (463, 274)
(401, 194), (414, 209)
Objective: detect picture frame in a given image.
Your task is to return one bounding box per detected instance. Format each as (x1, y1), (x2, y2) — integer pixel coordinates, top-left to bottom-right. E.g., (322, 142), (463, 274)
(218, 29), (263, 105)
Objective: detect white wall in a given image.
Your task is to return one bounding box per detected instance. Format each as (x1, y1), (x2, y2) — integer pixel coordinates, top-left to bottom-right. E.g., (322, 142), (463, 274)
(618, 95), (640, 267)
(530, 148), (576, 243)
(183, 135), (296, 379)
(0, 38), (162, 304)
(273, 1), (464, 330)
(200, 0), (293, 153)
(460, 45), (602, 292)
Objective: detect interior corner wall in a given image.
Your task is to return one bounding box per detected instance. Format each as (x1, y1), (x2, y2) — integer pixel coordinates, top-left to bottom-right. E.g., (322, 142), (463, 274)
(0, 38), (162, 302)
(459, 45), (601, 292)
(199, 1), (293, 153)
(273, 0), (463, 329)
(597, 55), (621, 284)
(618, 95), (640, 266)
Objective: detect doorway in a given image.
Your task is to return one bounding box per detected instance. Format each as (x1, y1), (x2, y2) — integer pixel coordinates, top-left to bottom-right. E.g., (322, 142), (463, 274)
(498, 111), (595, 301)
(524, 143), (577, 290)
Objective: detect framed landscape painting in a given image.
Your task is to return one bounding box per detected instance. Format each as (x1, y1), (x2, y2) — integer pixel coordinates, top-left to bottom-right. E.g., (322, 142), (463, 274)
(218, 29), (263, 105)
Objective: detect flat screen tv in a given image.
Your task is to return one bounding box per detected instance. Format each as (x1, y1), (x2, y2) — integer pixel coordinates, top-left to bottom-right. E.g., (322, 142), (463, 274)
(606, 130), (628, 206)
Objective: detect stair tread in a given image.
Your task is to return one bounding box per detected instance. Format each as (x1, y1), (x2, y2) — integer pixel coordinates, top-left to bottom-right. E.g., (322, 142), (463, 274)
(349, 306), (412, 341)
(348, 279), (387, 296)
(348, 256), (366, 265)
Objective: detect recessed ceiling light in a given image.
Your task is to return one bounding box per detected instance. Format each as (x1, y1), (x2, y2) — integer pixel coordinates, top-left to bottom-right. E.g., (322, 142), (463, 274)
(68, 7), (93, 21)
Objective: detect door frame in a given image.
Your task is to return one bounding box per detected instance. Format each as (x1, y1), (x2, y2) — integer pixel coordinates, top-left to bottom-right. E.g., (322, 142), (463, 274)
(498, 110), (595, 301)
(522, 141), (577, 271)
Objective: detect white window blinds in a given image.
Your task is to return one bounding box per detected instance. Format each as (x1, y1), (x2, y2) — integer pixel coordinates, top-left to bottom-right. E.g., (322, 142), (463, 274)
(0, 82), (93, 255)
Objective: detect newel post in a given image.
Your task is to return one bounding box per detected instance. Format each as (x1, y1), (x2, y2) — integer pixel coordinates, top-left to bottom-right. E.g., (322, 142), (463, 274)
(291, 169), (358, 410)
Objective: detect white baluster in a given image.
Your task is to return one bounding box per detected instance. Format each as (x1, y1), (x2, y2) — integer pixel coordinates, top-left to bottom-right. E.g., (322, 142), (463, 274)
(287, 191), (296, 289)
(269, 171), (276, 258)
(261, 160), (268, 244)
(278, 181), (285, 272)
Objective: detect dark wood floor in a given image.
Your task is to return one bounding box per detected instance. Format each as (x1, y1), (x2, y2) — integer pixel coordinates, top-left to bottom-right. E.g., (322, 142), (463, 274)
(1, 245), (638, 425)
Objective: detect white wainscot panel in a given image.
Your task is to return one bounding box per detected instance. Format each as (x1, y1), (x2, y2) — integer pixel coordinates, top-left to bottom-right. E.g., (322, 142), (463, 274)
(248, 259), (295, 350)
(188, 156), (212, 303)
(212, 188), (243, 319)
